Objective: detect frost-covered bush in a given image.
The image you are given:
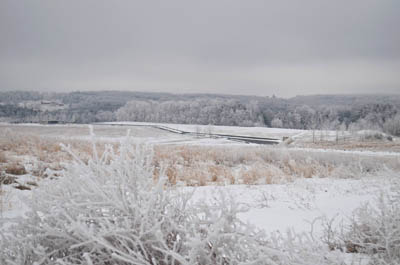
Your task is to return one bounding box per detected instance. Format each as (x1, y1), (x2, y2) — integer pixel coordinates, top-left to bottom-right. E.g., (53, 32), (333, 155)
(269, 229), (354, 265)
(343, 191), (400, 264)
(319, 179), (400, 265)
(0, 136), (290, 265)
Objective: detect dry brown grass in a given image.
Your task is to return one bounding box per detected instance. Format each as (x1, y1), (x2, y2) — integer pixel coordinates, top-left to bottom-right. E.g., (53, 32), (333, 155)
(0, 127), (99, 163)
(152, 145), (400, 186)
(302, 140), (400, 152)
(208, 165), (231, 183)
(0, 127), (118, 179)
(5, 163), (26, 175)
(281, 159), (315, 179)
(2, 126), (399, 187)
(241, 166), (266, 185)
(0, 152), (7, 163)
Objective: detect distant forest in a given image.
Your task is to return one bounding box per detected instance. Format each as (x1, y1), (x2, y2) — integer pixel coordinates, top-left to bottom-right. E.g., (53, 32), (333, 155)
(1, 91), (400, 136)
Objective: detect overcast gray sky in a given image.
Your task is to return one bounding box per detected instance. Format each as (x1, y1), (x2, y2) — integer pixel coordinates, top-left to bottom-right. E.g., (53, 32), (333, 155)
(1, 0), (399, 97)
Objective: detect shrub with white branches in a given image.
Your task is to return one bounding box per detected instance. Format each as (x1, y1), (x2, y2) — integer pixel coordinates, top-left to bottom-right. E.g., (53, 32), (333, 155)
(318, 178), (400, 265)
(343, 188), (400, 264)
(0, 136), (290, 265)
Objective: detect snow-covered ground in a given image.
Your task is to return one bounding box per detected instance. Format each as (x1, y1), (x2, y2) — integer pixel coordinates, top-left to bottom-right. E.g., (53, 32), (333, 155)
(1, 171), (391, 238)
(0, 123), (253, 145)
(1, 122), (399, 264)
(97, 122), (400, 152)
(3, 122), (398, 149)
(102, 121), (305, 139)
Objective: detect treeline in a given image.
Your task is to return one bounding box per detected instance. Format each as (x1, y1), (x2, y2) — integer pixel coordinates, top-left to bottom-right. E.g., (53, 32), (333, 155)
(115, 98), (400, 135)
(116, 99), (265, 127)
(1, 91), (400, 136)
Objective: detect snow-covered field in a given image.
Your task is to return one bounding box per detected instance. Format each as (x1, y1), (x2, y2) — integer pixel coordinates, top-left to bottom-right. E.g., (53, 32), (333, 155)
(2, 170), (390, 233)
(102, 121), (305, 139)
(100, 121), (400, 151)
(191, 176), (391, 235)
(1, 123), (399, 264)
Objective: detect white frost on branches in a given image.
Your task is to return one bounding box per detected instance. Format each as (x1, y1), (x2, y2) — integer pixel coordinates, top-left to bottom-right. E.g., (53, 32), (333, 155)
(0, 136), (287, 265)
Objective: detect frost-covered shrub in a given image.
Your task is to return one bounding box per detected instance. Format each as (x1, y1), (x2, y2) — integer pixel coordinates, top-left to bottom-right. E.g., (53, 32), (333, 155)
(320, 180), (400, 265)
(343, 191), (400, 264)
(0, 137), (289, 265)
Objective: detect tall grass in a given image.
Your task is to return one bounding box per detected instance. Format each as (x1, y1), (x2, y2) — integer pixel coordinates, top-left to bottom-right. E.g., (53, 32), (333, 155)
(2, 127), (399, 186)
(153, 145), (400, 186)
